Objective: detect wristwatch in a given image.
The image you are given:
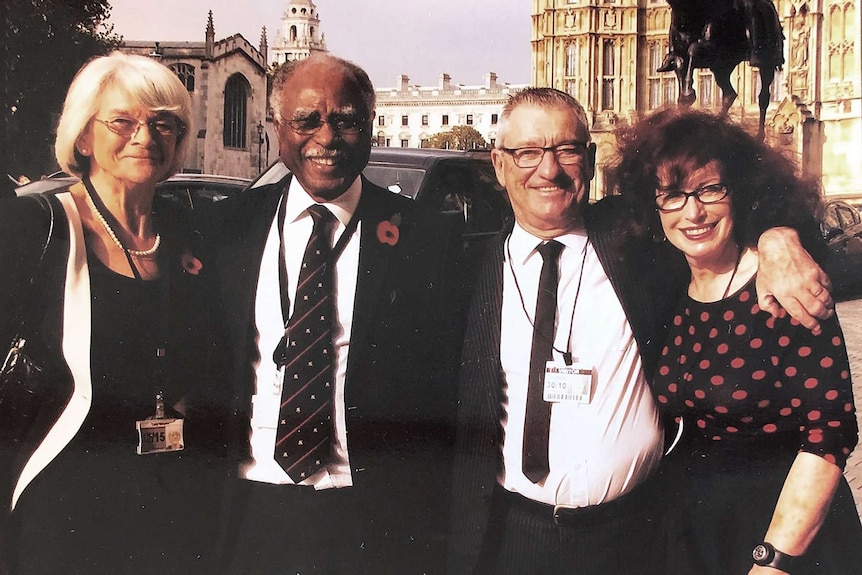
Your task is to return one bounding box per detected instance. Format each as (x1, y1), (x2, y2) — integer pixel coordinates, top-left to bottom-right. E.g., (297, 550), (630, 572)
(752, 542), (801, 571)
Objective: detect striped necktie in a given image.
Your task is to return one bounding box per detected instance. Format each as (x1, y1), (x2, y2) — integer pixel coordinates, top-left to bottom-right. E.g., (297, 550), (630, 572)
(274, 205), (338, 482)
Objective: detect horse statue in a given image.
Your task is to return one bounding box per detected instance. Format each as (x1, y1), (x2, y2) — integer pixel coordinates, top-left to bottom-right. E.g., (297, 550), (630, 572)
(659, 0), (784, 140)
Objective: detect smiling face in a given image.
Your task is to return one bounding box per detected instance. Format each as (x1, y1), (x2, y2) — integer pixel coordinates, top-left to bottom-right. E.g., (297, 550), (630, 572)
(656, 160), (737, 269)
(491, 104), (595, 238)
(78, 86), (178, 188)
(274, 61), (373, 202)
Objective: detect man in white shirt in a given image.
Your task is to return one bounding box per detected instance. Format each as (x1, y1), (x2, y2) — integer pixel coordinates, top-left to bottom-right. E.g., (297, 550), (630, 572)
(447, 88), (833, 574)
(212, 53), (460, 574)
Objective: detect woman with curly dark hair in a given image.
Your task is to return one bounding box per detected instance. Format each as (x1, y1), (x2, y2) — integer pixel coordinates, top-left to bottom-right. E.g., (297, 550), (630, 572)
(608, 108), (862, 574)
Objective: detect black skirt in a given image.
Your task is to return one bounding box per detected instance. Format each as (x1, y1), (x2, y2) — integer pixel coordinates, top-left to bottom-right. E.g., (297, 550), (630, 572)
(659, 437), (862, 574)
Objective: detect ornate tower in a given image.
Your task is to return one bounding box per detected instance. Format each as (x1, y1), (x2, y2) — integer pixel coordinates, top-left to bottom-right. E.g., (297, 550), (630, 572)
(270, 0), (328, 65)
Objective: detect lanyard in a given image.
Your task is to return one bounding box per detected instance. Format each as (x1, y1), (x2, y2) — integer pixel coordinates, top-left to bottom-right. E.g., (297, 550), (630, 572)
(82, 173), (172, 381)
(506, 236), (589, 367)
(275, 186), (361, 326)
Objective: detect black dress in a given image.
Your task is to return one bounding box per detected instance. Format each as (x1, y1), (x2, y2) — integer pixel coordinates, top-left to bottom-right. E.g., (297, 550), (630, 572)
(7, 247), (228, 574)
(655, 276), (862, 574)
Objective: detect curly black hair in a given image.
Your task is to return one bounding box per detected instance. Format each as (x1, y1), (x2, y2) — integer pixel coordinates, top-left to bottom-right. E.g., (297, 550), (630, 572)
(606, 108), (822, 252)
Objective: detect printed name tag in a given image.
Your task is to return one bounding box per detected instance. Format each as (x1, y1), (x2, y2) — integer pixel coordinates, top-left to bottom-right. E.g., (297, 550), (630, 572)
(136, 418), (184, 455)
(543, 362), (592, 404)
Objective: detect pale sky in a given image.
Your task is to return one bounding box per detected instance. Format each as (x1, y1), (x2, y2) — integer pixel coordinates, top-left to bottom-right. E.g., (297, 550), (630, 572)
(106, 0), (532, 88)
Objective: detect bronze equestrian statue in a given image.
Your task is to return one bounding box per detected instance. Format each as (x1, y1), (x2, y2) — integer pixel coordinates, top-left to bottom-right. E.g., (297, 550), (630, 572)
(657, 0), (784, 140)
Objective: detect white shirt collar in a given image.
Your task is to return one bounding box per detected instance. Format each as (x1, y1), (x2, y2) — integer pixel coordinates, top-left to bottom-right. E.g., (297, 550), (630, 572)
(508, 221), (589, 266)
(285, 174), (362, 227)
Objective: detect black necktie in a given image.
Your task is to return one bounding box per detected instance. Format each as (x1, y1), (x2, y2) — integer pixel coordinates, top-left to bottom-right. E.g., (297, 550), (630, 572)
(522, 240), (563, 483)
(274, 205), (337, 482)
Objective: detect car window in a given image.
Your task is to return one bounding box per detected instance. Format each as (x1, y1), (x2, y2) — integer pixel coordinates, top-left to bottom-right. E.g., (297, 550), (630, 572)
(418, 159), (509, 238)
(157, 183), (235, 206)
(363, 166), (426, 199)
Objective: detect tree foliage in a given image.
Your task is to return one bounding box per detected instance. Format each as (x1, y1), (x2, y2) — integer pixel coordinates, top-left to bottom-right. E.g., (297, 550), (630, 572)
(424, 125), (488, 151)
(1, 0), (119, 195)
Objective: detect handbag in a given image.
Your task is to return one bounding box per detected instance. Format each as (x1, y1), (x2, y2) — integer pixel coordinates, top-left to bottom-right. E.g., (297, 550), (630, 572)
(0, 195), (55, 401)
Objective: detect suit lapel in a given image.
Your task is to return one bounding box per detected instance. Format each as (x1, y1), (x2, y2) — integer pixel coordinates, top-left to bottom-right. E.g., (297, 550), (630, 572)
(463, 234), (506, 420)
(587, 220), (658, 374)
(217, 179), (284, 404)
(347, 179), (401, 363)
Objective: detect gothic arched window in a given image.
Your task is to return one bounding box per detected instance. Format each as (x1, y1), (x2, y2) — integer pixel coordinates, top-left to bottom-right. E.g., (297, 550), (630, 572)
(223, 74), (250, 149)
(566, 43), (578, 77)
(601, 40), (615, 110)
(170, 63), (195, 92)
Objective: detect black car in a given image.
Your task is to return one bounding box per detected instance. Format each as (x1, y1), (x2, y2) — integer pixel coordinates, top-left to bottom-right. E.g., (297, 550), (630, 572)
(250, 147), (511, 241)
(13, 172), (252, 237)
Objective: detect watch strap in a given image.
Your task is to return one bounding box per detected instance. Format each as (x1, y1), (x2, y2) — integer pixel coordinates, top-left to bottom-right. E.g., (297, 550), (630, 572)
(752, 542), (801, 571)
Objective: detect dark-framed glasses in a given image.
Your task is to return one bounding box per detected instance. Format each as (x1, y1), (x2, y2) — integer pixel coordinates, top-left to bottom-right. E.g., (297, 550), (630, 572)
(96, 115), (185, 139)
(500, 141), (589, 168)
(287, 112), (367, 135)
(655, 183), (730, 212)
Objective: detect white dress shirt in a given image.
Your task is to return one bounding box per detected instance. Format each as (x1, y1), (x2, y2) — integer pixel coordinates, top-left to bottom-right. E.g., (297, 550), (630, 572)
(499, 223), (663, 507)
(243, 175), (362, 488)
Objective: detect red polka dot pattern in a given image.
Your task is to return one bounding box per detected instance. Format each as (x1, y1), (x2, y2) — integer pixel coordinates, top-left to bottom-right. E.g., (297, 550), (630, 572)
(653, 278), (858, 470)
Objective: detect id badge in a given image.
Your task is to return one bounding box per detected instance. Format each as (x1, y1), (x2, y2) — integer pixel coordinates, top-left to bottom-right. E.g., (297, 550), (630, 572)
(136, 417), (184, 454)
(136, 392), (184, 454)
(543, 362), (592, 404)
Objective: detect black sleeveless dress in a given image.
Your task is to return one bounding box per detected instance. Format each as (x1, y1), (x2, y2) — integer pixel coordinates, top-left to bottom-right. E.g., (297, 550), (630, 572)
(8, 249), (227, 574)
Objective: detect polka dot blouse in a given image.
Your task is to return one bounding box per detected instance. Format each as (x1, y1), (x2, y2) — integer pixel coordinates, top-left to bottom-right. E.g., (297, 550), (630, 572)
(654, 275), (858, 469)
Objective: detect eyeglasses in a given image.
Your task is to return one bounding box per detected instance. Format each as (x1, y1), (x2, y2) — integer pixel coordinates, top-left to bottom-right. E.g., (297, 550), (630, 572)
(499, 141), (589, 168)
(655, 183), (730, 212)
(96, 115), (185, 139)
(286, 112), (367, 135)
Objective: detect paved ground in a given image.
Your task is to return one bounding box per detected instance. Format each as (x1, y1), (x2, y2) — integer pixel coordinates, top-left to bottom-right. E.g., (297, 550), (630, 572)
(837, 297), (862, 522)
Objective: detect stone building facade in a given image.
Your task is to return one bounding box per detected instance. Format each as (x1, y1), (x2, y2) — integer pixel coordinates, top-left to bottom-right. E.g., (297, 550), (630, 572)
(373, 73), (527, 149)
(531, 0), (860, 199)
(120, 12), (271, 179)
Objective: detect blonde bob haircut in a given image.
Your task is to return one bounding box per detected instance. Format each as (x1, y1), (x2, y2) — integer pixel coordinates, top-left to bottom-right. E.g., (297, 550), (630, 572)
(55, 51), (193, 179)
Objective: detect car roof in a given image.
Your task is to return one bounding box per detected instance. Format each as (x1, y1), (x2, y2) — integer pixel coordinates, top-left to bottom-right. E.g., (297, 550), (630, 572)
(161, 173), (251, 186)
(14, 172), (250, 197)
(368, 147), (492, 168)
(14, 176), (79, 196)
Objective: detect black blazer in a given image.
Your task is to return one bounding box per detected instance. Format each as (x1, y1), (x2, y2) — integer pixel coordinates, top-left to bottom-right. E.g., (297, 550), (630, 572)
(447, 198), (682, 574)
(209, 173), (463, 571)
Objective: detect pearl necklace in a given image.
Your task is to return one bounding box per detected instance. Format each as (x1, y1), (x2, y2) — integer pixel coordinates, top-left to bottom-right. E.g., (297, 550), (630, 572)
(86, 189), (161, 257)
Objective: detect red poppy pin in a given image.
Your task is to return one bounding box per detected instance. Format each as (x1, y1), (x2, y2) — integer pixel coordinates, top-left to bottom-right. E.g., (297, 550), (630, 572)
(181, 251), (203, 275)
(376, 213), (401, 246)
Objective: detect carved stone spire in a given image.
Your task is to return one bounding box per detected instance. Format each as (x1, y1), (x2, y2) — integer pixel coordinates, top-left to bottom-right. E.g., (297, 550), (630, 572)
(205, 10), (215, 58)
(260, 26), (268, 67)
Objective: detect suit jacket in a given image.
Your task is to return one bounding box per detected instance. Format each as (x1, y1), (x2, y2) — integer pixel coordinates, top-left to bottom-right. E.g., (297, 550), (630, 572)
(210, 172), (463, 572)
(447, 198), (683, 574)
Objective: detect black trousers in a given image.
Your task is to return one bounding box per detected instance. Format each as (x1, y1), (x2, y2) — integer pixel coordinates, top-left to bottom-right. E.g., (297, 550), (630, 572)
(218, 480), (368, 575)
(478, 477), (666, 575)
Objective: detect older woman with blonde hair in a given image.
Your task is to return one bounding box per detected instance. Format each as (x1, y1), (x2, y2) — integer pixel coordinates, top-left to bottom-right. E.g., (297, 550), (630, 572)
(0, 52), (227, 573)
